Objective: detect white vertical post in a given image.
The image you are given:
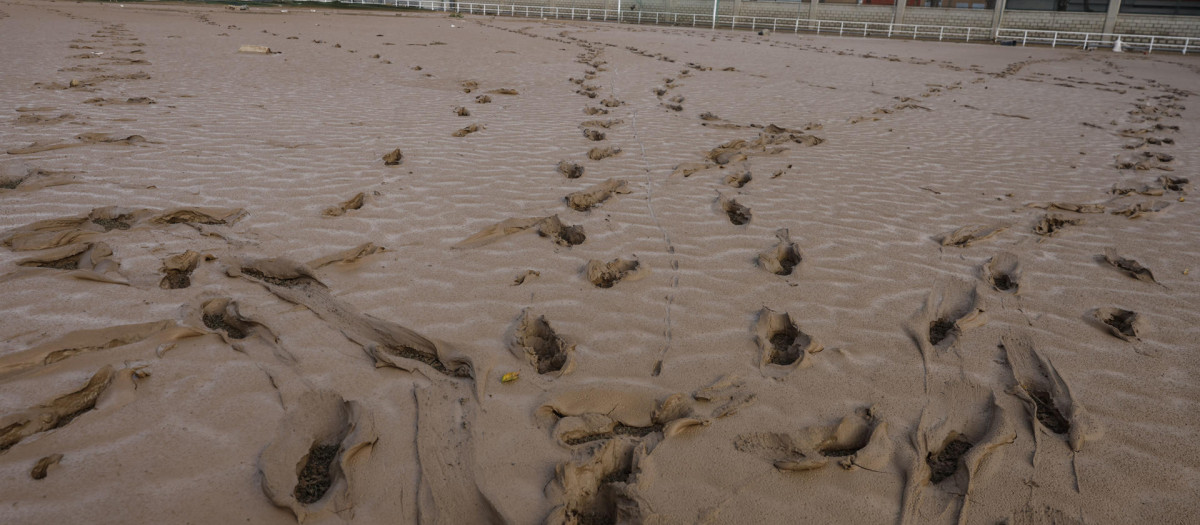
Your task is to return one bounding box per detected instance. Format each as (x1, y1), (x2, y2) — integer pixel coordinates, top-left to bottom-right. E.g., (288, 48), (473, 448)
(1052, 32), (1057, 47)
(1083, 33), (1089, 48)
(839, 21), (843, 35)
(966, 26), (971, 42)
(939, 27), (943, 41)
(712, 0), (719, 29)
(1022, 30), (1028, 46)
(1149, 36), (1155, 53)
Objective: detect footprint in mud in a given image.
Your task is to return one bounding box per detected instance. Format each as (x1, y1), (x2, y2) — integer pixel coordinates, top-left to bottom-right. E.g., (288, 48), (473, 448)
(7, 133), (149, 155)
(556, 160), (584, 179)
(475, 95), (491, 104)
(259, 391), (377, 520)
(453, 215), (585, 249)
(382, 148), (403, 165)
(1093, 307), (1142, 342)
(906, 280), (985, 373)
(735, 407), (891, 472)
(322, 193), (366, 217)
(937, 223), (1007, 247)
(718, 193), (751, 225)
(17, 242), (113, 271)
(757, 229), (802, 276)
(1102, 248), (1157, 283)
(566, 179), (630, 211)
(1111, 201), (1170, 219)
(983, 252), (1021, 294)
(692, 374), (757, 419)
(587, 146), (621, 160)
(454, 106), (470, 116)
(754, 307), (822, 377)
(1000, 333), (1097, 452)
(671, 162), (712, 178)
(160, 250), (202, 289)
(580, 119), (623, 129)
(543, 390), (699, 447)
(585, 257), (646, 288)
(723, 166), (751, 188)
(582, 128), (605, 141)
(0, 365), (116, 452)
(1159, 175), (1189, 192)
(600, 97), (623, 107)
(543, 390), (703, 523)
(509, 310), (573, 375)
(199, 298), (273, 342)
(1023, 201), (1106, 214)
(236, 258), (473, 378)
(306, 243), (384, 269)
(901, 383), (1016, 525)
(452, 123), (483, 137)
(487, 88), (519, 95)
(1115, 151), (1174, 170)
(1034, 214), (1084, 237)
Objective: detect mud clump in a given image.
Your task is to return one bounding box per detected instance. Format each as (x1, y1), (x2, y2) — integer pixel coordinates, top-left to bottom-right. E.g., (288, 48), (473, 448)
(557, 161), (584, 179)
(510, 310), (573, 374)
(587, 146), (622, 161)
(382, 148), (403, 165)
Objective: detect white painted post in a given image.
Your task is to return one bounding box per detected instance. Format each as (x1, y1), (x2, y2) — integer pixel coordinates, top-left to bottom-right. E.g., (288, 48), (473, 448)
(617, 0), (621, 23)
(816, 19), (821, 34)
(795, 18), (799, 33)
(939, 27), (943, 41)
(1084, 33), (1089, 49)
(1052, 32), (1057, 47)
(1184, 38), (1189, 55)
(966, 26), (971, 42)
(1149, 36), (1155, 53)
(1022, 30), (1028, 46)
(887, 23), (892, 38)
(712, 0), (719, 29)
(839, 21), (843, 35)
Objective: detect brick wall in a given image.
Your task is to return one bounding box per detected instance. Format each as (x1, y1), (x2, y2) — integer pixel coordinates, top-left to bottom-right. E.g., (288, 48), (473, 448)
(814, 4), (894, 23)
(1001, 10), (1106, 32)
(903, 6), (992, 27)
(1113, 13), (1200, 38)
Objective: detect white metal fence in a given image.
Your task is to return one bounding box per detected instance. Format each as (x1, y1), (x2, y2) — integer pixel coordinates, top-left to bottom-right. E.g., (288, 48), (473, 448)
(335, 0), (1194, 54)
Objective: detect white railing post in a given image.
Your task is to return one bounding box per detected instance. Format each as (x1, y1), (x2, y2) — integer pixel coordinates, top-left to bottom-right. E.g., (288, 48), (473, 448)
(1149, 36), (1155, 53)
(839, 21), (844, 36)
(1022, 30), (1028, 46)
(816, 19), (821, 34)
(1184, 38), (1190, 55)
(795, 18), (799, 33)
(1052, 32), (1057, 47)
(966, 26), (971, 42)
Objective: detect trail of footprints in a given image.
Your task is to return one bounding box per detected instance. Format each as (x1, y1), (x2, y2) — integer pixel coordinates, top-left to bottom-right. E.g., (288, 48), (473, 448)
(0, 9), (1190, 524)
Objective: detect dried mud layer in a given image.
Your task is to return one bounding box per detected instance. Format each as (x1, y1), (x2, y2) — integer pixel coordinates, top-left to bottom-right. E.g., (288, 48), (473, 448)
(1, 1), (1199, 524)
